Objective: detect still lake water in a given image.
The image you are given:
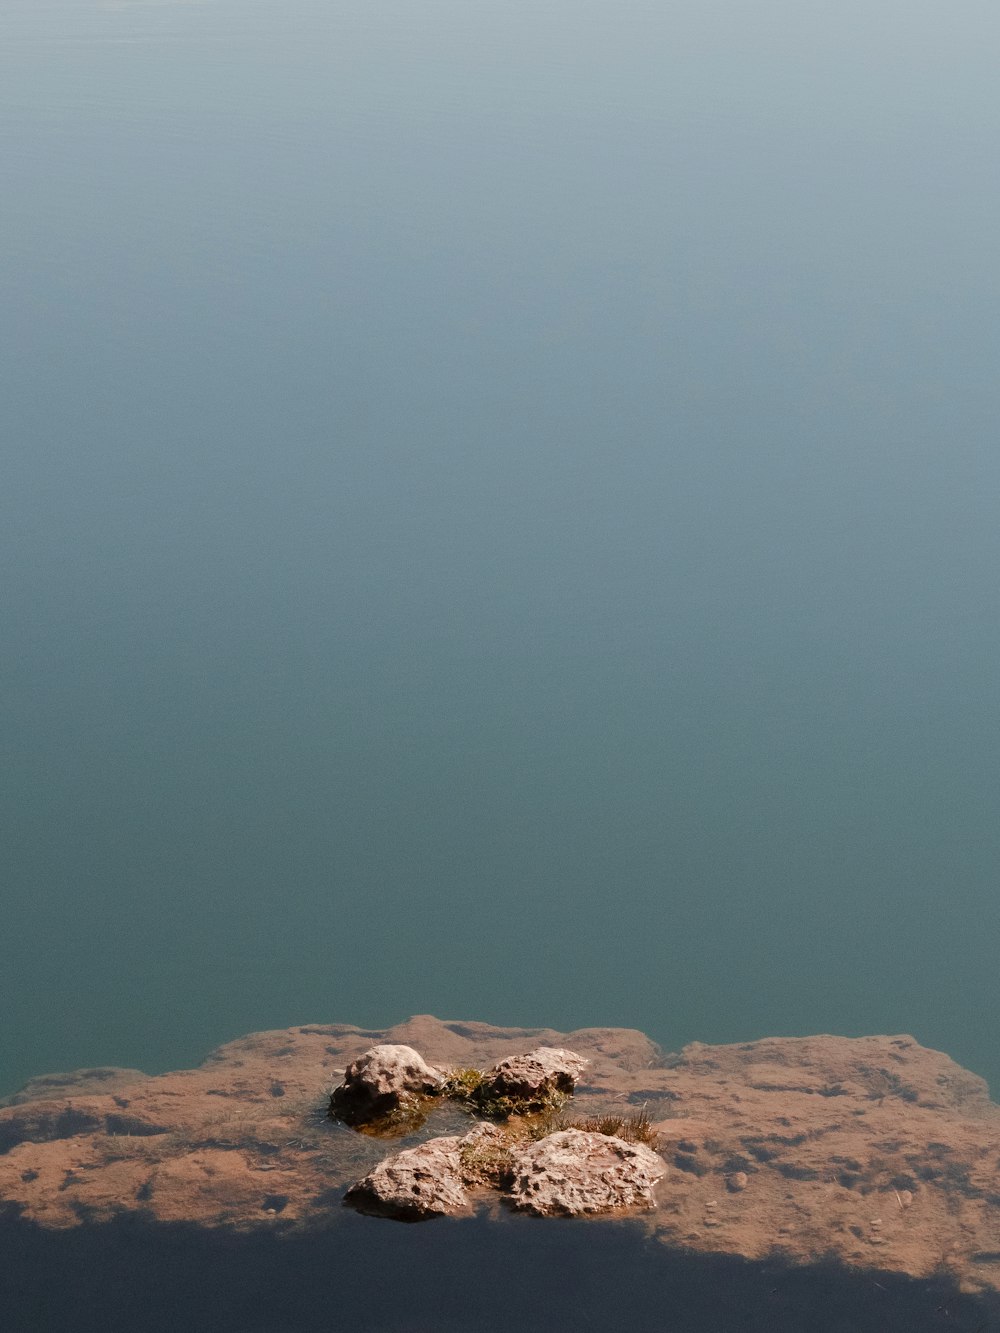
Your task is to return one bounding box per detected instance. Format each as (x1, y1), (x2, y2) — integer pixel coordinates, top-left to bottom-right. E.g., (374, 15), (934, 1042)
(2, 0), (1000, 1101)
(5, 1213), (997, 1332)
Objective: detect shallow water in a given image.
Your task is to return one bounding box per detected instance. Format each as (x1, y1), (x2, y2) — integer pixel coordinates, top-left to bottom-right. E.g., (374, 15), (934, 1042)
(3, 0), (1000, 1102)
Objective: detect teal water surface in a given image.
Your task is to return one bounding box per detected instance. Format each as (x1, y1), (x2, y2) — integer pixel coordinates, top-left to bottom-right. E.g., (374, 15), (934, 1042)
(3, 0), (1000, 1098)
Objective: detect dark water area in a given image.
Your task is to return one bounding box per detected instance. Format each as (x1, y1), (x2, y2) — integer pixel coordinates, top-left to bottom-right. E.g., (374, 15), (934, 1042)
(2, 1212), (998, 1333)
(3, 0), (1000, 1108)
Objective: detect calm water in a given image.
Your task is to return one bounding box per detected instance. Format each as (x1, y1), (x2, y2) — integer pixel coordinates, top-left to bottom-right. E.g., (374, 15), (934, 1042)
(4, 1213), (998, 1332)
(2, 0), (1000, 1099)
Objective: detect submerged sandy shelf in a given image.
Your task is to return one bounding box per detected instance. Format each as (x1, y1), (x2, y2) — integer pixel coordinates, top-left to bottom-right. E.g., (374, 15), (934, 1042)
(3, 1015), (1000, 1298)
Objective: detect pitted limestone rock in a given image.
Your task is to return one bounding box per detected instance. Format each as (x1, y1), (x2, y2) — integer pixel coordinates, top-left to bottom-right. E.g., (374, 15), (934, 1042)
(329, 1045), (444, 1126)
(482, 1047), (589, 1110)
(507, 1128), (666, 1217)
(343, 1134), (469, 1220)
(343, 1123), (509, 1220)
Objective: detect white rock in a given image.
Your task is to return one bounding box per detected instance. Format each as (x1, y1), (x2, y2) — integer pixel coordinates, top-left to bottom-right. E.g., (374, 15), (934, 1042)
(507, 1129), (666, 1217)
(343, 1123), (508, 1220)
(484, 1048), (589, 1106)
(329, 1045), (444, 1125)
(343, 1135), (469, 1220)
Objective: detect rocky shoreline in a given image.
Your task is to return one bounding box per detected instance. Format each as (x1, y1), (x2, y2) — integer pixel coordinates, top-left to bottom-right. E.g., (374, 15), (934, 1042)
(3, 1015), (1000, 1299)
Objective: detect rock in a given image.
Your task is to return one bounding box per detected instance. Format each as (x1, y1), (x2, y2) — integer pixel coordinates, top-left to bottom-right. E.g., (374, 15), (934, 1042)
(329, 1045), (444, 1126)
(343, 1123), (509, 1221)
(481, 1047), (589, 1112)
(507, 1128), (666, 1217)
(343, 1134), (470, 1220)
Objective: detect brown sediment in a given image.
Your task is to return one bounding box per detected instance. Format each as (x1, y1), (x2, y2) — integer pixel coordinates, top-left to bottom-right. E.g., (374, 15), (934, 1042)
(3, 1016), (1000, 1296)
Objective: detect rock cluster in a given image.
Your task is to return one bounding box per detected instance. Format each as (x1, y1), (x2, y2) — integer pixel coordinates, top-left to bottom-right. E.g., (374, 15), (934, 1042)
(342, 1114), (665, 1222)
(329, 1042), (589, 1128)
(334, 1041), (656, 1220)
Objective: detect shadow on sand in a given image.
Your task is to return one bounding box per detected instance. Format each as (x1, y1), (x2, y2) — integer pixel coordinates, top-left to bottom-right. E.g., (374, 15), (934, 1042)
(2, 1208), (998, 1332)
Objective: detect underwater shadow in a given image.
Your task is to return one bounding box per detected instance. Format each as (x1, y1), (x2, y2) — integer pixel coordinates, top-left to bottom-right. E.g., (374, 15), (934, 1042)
(2, 1210), (999, 1332)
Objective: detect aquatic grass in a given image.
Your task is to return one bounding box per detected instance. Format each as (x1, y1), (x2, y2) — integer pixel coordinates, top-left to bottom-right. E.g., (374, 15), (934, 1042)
(351, 1103), (431, 1138)
(439, 1067), (519, 1119)
(458, 1137), (516, 1189)
(440, 1067), (569, 1121)
(534, 1107), (661, 1150)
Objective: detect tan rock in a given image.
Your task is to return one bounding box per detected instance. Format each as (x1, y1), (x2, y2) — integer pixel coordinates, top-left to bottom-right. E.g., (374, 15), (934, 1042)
(507, 1129), (665, 1216)
(483, 1047), (589, 1108)
(329, 1045), (444, 1126)
(343, 1135), (471, 1220)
